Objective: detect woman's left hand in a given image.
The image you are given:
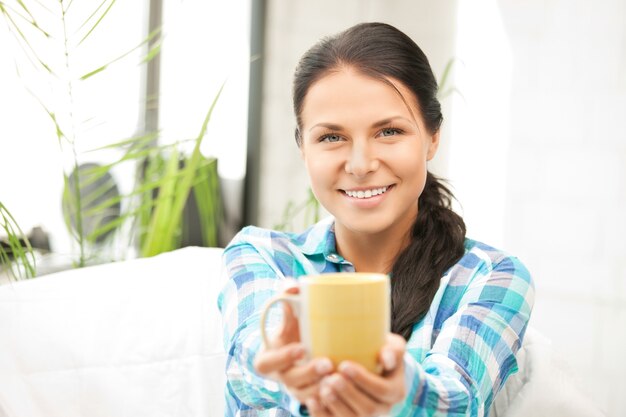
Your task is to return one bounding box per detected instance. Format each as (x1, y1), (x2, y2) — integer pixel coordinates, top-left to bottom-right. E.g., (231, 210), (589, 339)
(305, 333), (407, 417)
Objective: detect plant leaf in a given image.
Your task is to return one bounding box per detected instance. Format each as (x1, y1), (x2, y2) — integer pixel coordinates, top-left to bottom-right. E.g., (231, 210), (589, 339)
(0, 4), (53, 73)
(84, 131), (159, 153)
(438, 58), (455, 94)
(156, 83), (225, 253)
(76, 0), (109, 35)
(141, 146), (180, 256)
(141, 39), (161, 64)
(0, 201), (36, 280)
(77, 0), (117, 46)
(192, 157), (219, 247)
(79, 26), (161, 80)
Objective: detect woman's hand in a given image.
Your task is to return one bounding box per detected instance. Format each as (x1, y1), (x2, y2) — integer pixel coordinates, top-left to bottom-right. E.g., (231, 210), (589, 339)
(253, 285), (334, 405)
(306, 333), (407, 417)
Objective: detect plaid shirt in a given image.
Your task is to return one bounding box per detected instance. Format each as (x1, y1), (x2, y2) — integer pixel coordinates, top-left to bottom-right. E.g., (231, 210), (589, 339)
(217, 217), (534, 416)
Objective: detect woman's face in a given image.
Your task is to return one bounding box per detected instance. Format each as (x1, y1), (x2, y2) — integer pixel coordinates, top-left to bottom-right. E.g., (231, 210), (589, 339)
(299, 68), (439, 237)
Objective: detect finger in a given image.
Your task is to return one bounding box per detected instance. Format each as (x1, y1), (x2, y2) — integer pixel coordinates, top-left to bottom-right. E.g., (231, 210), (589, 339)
(254, 343), (305, 375)
(288, 382), (320, 404)
(283, 280), (300, 293)
(306, 398), (332, 417)
(289, 382), (322, 405)
(338, 360), (405, 404)
(281, 357), (334, 389)
(334, 333), (406, 401)
(326, 374), (386, 416)
(379, 333), (406, 372)
(380, 346), (398, 372)
(320, 381), (357, 417)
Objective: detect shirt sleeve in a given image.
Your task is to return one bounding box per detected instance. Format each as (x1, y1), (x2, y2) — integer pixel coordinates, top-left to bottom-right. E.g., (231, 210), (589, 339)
(392, 255), (535, 417)
(217, 233), (302, 415)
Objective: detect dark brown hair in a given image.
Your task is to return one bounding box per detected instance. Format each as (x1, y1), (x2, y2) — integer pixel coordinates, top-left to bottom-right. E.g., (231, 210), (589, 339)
(293, 22), (466, 340)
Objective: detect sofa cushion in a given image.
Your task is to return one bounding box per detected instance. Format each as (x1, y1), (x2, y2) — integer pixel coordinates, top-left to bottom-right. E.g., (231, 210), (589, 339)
(0, 247), (226, 417)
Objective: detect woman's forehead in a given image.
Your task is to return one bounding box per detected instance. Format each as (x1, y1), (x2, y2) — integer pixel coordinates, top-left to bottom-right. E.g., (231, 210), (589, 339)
(301, 69), (422, 127)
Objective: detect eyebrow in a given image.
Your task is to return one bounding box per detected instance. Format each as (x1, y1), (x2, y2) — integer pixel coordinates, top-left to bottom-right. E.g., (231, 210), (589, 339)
(308, 116), (415, 132)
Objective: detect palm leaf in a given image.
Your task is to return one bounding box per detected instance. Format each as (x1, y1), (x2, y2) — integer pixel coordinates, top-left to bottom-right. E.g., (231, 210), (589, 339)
(0, 201), (36, 280)
(3, 0), (49, 37)
(22, 87), (68, 145)
(76, 0), (109, 36)
(438, 58), (455, 94)
(79, 26), (161, 80)
(85, 131), (159, 153)
(77, 0), (117, 46)
(84, 168), (220, 245)
(155, 83), (225, 253)
(191, 157), (219, 247)
(141, 146), (180, 256)
(142, 40), (161, 64)
(0, 3), (53, 73)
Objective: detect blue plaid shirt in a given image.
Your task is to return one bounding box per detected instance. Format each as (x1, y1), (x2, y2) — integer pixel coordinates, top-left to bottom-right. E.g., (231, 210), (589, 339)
(217, 217), (534, 416)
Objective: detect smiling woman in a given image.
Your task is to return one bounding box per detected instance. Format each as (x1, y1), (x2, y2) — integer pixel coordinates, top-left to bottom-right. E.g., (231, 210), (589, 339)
(218, 22), (534, 417)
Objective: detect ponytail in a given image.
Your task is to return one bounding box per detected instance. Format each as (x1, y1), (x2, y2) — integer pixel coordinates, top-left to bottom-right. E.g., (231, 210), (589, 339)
(390, 172), (466, 340)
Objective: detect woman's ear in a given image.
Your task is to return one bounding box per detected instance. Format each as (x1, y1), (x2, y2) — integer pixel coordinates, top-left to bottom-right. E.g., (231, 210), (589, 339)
(426, 130), (440, 161)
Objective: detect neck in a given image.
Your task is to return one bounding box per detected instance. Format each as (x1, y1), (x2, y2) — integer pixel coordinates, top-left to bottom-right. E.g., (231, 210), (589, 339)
(334, 217), (414, 274)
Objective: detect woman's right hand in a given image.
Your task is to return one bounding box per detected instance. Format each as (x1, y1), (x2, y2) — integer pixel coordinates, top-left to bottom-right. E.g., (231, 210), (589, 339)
(254, 285), (335, 405)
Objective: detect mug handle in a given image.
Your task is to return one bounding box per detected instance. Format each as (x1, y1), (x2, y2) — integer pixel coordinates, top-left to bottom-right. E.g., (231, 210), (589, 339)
(260, 293), (301, 349)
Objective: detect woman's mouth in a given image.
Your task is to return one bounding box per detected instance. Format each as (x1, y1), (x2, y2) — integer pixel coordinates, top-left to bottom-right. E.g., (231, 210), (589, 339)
(341, 185), (394, 199)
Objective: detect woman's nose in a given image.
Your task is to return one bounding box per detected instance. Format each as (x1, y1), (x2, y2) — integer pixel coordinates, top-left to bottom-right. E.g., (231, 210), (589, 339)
(344, 141), (379, 178)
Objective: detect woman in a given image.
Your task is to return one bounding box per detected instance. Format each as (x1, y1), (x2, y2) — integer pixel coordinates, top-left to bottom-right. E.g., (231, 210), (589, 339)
(218, 22), (534, 417)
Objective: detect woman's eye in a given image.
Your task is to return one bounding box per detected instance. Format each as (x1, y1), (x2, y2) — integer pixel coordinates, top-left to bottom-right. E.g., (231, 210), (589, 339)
(321, 134), (342, 143)
(380, 128), (401, 137)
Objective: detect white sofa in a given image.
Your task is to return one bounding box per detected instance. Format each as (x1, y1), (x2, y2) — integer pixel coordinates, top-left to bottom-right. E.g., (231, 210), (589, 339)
(0, 247), (604, 417)
(0, 247), (227, 417)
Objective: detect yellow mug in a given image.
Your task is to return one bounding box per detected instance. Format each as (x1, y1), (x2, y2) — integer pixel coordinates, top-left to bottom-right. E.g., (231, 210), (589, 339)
(260, 273), (390, 373)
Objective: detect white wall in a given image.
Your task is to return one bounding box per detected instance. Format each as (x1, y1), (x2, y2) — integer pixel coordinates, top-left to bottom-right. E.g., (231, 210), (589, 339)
(446, 1), (626, 414)
(497, 1), (626, 415)
(259, 0), (626, 415)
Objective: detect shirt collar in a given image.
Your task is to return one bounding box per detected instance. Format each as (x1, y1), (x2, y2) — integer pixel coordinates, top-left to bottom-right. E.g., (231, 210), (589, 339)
(293, 216), (337, 257)
(293, 216), (354, 267)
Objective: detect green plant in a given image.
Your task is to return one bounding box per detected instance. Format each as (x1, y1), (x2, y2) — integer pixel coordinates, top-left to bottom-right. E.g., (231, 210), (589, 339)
(0, 202), (36, 280)
(64, 85), (223, 261)
(136, 85), (223, 257)
(438, 58), (464, 101)
(274, 188), (321, 232)
(1, 1), (223, 266)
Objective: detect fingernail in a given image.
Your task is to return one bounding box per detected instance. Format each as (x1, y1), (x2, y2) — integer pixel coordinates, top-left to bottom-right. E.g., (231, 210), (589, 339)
(306, 398), (319, 411)
(382, 349), (396, 370)
(330, 375), (345, 390)
(321, 385), (336, 402)
(339, 362), (356, 378)
(315, 358), (333, 374)
(291, 345), (305, 358)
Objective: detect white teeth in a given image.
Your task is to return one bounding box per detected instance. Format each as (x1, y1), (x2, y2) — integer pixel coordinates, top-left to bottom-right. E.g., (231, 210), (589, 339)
(345, 186), (388, 199)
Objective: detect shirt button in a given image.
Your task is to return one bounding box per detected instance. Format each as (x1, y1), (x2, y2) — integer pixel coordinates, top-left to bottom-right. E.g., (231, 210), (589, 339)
(326, 253), (340, 262)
